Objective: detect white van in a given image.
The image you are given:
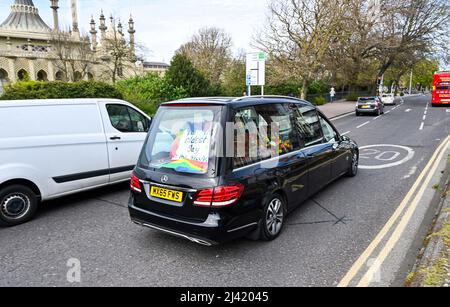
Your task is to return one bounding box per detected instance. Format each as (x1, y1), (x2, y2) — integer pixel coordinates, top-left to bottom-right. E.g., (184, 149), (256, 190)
(0, 99), (150, 226)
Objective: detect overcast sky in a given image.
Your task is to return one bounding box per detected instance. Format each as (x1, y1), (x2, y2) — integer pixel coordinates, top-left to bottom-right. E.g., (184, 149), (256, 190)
(0, 0), (269, 63)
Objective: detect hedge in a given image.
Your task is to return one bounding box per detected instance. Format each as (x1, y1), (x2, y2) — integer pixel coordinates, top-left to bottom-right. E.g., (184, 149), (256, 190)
(0, 80), (123, 101)
(116, 73), (187, 116)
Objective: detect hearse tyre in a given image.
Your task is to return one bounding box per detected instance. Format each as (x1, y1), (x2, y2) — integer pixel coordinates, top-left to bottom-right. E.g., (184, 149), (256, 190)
(347, 151), (359, 177)
(259, 193), (287, 241)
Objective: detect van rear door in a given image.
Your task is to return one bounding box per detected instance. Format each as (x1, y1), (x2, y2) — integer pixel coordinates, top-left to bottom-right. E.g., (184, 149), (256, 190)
(99, 102), (150, 182)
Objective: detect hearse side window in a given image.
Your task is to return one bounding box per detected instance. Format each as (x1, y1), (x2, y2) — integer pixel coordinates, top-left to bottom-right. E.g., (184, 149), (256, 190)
(319, 115), (338, 143)
(233, 103), (301, 169)
(292, 105), (324, 147)
(106, 104), (148, 133)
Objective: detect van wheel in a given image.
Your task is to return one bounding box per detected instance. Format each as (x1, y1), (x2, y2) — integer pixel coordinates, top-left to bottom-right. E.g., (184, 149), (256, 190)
(0, 185), (38, 227)
(259, 194), (286, 241)
(347, 152), (359, 177)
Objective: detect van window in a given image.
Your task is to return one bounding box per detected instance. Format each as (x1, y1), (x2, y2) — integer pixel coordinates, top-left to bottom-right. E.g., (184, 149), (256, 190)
(128, 107), (149, 132)
(292, 105), (324, 147)
(140, 106), (222, 176)
(233, 104), (300, 169)
(106, 104), (148, 133)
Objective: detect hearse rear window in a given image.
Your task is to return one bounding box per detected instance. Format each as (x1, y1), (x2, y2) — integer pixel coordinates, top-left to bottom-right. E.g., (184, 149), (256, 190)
(140, 106), (222, 176)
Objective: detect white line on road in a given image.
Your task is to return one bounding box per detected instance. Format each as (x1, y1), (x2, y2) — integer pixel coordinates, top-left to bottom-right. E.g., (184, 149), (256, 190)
(331, 112), (353, 122)
(423, 115), (426, 121)
(357, 121), (370, 129)
(419, 122), (424, 130)
(341, 131), (351, 136)
(405, 109), (411, 113)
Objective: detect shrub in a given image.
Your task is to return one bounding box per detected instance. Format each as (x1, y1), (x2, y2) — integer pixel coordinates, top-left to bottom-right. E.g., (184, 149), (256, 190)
(116, 73), (188, 116)
(0, 80), (123, 100)
(314, 96), (327, 106)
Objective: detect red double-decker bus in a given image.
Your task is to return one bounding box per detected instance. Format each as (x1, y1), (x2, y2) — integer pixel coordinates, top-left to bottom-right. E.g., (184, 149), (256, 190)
(432, 72), (450, 106)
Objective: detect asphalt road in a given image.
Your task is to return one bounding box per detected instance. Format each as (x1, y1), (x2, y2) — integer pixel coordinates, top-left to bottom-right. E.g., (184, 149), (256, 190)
(1, 94), (449, 287)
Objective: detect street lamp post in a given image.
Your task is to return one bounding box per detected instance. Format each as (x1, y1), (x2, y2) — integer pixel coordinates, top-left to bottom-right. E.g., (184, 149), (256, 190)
(409, 69), (413, 95)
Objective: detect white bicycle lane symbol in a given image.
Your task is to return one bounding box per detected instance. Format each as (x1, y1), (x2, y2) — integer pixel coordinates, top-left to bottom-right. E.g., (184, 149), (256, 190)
(358, 144), (415, 170)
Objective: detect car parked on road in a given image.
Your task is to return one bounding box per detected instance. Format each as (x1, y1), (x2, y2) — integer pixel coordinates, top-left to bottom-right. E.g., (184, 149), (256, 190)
(0, 99), (150, 226)
(381, 93), (396, 106)
(129, 96), (359, 245)
(356, 96), (385, 116)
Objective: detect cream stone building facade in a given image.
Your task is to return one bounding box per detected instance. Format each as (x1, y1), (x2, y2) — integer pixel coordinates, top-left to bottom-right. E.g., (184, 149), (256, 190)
(0, 0), (169, 93)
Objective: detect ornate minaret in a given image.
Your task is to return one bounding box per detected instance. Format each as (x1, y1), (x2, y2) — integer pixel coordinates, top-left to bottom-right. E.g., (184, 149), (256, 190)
(128, 15), (136, 56)
(71, 0), (79, 33)
(99, 11), (107, 41)
(90, 16), (98, 51)
(50, 0), (59, 31)
(117, 20), (123, 36)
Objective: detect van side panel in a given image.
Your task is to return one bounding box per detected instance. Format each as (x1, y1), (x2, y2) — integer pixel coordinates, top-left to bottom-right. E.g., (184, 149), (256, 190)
(0, 103), (109, 200)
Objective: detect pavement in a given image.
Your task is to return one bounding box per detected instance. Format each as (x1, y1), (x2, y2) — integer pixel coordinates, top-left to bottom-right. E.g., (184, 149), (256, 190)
(407, 164), (450, 287)
(0, 94), (449, 287)
(318, 100), (356, 119)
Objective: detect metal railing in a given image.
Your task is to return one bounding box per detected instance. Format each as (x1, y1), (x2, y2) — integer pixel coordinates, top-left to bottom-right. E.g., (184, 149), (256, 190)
(305, 91), (374, 103)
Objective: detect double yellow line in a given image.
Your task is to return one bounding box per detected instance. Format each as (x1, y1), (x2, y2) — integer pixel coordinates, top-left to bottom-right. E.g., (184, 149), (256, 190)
(338, 134), (450, 287)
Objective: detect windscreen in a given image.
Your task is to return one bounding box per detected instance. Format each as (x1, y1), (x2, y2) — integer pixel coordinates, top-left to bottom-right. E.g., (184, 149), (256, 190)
(139, 106), (222, 176)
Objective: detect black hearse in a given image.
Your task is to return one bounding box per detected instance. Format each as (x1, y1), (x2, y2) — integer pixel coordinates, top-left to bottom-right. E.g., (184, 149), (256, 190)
(129, 96), (359, 246)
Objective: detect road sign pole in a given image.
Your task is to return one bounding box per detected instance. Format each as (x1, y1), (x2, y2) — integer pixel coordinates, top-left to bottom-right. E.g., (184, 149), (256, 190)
(248, 85), (251, 97)
(261, 85), (264, 96)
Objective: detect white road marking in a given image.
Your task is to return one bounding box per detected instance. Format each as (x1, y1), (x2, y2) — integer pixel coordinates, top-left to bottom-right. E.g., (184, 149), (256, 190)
(357, 121), (370, 129)
(402, 166), (418, 180)
(358, 145), (415, 170)
(341, 131), (351, 136)
(405, 109), (411, 113)
(422, 115), (426, 121)
(386, 110), (391, 114)
(419, 122), (424, 130)
(331, 112), (354, 121)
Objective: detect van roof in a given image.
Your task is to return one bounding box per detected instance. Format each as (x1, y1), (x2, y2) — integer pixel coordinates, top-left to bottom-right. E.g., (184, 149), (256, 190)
(0, 98), (128, 107)
(162, 96), (313, 109)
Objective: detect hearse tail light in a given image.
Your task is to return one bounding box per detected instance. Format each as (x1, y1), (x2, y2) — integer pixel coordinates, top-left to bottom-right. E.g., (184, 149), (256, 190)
(130, 172), (142, 193)
(193, 183), (245, 208)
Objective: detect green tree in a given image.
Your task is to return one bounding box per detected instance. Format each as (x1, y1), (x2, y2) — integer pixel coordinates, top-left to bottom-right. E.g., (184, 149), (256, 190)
(221, 57), (246, 96)
(411, 59), (440, 89)
(116, 73), (187, 115)
(166, 53), (213, 97)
